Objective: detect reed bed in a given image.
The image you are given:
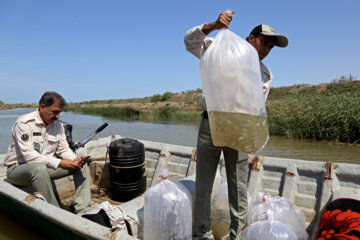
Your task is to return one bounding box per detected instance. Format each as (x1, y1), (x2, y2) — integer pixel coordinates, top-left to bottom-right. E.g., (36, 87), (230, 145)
(140, 108), (201, 121)
(64, 106), (201, 122)
(267, 93), (360, 144)
(63, 79), (359, 144)
(66, 93), (360, 143)
(65, 106), (140, 119)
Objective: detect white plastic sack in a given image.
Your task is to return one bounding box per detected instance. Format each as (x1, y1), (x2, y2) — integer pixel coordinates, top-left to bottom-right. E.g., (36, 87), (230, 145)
(200, 28), (269, 153)
(247, 192), (309, 240)
(144, 168), (192, 240)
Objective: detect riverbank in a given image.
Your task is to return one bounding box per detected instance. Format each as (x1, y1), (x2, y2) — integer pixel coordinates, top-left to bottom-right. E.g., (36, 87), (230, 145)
(266, 77), (360, 144)
(64, 78), (359, 144)
(64, 106), (202, 121)
(0, 103), (35, 110)
(1, 76), (359, 144)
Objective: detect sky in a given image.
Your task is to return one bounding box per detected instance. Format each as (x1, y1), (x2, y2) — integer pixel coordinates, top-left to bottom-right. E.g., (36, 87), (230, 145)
(0, 0), (359, 104)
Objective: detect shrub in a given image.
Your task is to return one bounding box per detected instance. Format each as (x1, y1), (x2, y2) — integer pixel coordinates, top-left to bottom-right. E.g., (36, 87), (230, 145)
(195, 88), (203, 93)
(161, 91), (172, 101)
(150, 94), (162, 102)
(331, 74), (357, 83)
(150, 91), (173, 102)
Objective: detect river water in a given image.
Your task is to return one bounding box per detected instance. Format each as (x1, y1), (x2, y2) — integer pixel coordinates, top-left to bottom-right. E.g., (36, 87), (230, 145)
(0, 108), (359, 239)
(1, 108), (359, 163)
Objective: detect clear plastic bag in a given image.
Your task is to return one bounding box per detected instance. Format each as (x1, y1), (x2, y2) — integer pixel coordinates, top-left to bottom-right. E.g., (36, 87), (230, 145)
(210, 182), (231, 239)
(247, 193), (291, 223)
(247, 192), (309, 240)
(210, 182), (253, 240)
(200, 28), (268, 153)
(144, 168), (192, 240)
(242, 210), (298, 240)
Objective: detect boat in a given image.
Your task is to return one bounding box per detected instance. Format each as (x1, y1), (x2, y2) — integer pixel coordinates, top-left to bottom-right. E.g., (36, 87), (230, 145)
(1, 134), (360, 240)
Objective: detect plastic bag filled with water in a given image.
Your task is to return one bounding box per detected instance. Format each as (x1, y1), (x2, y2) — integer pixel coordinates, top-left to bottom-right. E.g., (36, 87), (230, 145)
(247, 192), (309, 240)
(242, 214), (298, 240)
(144, 167), (192, 240)
(210, 182), (253, 239)
(200, 28), (268, 153)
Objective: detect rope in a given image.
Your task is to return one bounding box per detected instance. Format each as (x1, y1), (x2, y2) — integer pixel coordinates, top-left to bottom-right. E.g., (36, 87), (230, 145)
(97, 144), (146, 193)
(159, 173), (178, 179)
(110, 162), (145, 169)
(97, 148), (109, 194)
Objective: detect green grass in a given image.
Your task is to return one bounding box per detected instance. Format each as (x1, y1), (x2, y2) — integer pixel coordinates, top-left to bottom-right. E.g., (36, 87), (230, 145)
(267, 76), (360, 144)
(267, 93), (360, 144)
(325, 80), (360, 95)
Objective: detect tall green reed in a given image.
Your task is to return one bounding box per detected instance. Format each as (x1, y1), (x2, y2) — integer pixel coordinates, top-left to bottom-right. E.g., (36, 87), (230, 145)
(267, 93), (360, 143)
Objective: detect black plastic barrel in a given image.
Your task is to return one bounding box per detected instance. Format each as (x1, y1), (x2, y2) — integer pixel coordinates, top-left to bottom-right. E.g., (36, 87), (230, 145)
(108, 138), (146, 202)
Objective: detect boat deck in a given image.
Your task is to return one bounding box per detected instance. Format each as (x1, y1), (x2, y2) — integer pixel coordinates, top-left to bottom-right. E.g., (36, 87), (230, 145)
(1, 135), (360, 239)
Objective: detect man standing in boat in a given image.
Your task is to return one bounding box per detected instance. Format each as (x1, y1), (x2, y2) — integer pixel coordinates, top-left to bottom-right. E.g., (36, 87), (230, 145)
(184, 11), (288, 240)
(4, 91), (91, 214)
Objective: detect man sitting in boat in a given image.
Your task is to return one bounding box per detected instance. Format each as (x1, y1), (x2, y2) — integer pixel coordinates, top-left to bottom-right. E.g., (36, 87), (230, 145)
(4, 91), (91, 214)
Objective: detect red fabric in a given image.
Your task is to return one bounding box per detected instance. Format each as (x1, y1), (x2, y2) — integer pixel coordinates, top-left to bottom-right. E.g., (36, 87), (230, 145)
(316, 198), (360, 240)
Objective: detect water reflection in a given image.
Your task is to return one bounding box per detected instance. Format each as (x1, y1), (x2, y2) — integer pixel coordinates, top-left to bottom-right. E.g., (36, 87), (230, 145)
(60, 111), (200, 149)
(259, 136), (359, 164)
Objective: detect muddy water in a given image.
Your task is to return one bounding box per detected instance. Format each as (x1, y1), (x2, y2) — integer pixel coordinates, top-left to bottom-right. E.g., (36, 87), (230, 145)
(259, 136), (359, 164)
(0, 108), (359, 239)
(1, 108), (359, 163)
(208, 111), (269, 153)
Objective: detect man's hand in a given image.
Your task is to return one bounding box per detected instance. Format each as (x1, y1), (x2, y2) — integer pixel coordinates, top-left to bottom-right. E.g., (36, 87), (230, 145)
(58, 156), (87, 170)
(202, 11), (235, 35)
(215, 11), (235, 29)
(76, 155), (90, 168)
